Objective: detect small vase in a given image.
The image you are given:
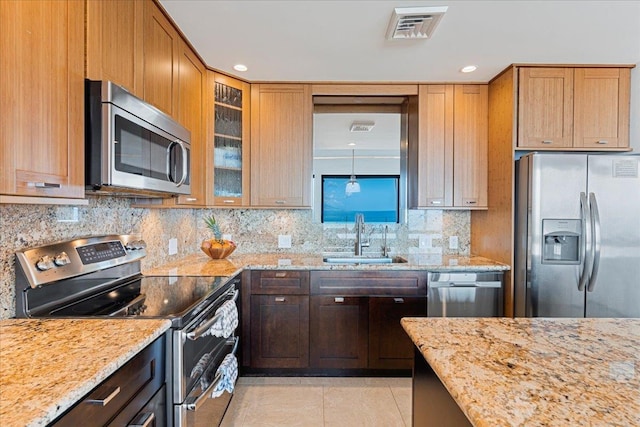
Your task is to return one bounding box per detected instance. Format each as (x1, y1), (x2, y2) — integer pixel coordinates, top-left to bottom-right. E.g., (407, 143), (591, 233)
(201, 239), (237, 259)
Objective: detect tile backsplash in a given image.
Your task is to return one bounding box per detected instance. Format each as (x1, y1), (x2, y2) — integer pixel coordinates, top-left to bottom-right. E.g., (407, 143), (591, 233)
(0, 197), (469, 319)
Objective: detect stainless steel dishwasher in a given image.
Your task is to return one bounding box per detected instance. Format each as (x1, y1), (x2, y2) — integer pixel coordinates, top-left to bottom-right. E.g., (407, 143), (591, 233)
(427, 272), (503, 317)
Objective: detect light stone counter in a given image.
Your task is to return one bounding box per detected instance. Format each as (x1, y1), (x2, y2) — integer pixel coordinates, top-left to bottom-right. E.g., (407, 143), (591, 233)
(0, 318), (171, 427)
(144, 252), (509, 276)
(401, 317), (640, 427)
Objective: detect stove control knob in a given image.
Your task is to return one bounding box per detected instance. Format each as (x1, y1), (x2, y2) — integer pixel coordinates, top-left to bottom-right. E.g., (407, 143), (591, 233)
(54, 252), (71, 267)
(36, 255), (55, 271)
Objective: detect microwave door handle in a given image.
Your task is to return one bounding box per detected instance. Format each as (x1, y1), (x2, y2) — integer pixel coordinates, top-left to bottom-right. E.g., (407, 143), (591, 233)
(175, 140), (188, 187)
(166, 141), (177, 183)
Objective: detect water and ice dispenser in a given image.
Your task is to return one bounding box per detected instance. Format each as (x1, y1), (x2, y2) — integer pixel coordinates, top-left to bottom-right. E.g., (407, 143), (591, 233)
(542, 219), (581, 264)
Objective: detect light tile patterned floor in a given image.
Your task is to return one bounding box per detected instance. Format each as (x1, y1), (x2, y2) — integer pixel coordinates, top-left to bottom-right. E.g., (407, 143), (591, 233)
(221, 377), (412, 427)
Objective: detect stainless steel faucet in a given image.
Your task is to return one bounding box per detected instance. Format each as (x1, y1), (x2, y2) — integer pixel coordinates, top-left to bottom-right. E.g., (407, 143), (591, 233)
(354, 213), (369, 255)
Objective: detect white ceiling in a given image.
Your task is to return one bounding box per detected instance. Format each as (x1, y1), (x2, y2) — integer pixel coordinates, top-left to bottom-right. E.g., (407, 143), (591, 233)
(159, 0), (640, 83)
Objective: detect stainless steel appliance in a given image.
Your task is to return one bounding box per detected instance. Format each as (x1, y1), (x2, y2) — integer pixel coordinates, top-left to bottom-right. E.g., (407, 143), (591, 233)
(14, 235), (239, 427)
(85, 80), (191, 197)
(515, 153), (640, 317)
(427, 272), (503, 317)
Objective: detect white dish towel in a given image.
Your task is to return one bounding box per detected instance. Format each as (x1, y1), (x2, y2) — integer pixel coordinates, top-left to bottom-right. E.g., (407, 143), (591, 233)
(206, 300), (239, 338)
(211, 353), (238, 398)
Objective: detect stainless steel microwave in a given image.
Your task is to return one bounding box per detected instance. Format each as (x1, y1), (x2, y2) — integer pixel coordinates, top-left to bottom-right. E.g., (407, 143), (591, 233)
(85, 80), (191, 197)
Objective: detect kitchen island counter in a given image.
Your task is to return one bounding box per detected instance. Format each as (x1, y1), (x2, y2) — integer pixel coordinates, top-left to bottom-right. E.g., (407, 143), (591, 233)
(401, 317), (640, 427)
(0, 318), (171, 427)
(145, 252), (509, 276)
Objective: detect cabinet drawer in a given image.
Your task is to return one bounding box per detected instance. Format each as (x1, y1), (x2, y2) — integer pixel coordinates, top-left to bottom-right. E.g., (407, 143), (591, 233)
(53, 335), (165, 427)
(251, 270), (310, 294)
(310, 271), (427, 296)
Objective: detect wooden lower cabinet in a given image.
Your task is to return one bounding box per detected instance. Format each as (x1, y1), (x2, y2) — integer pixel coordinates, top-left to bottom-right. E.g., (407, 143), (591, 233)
(369, 297), (427, 369)
(309, 296), (369, 369)
(250, 294), (309, 368)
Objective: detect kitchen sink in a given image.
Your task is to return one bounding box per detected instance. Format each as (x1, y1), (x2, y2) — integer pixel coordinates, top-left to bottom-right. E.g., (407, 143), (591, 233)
(322, 255), (408, 264)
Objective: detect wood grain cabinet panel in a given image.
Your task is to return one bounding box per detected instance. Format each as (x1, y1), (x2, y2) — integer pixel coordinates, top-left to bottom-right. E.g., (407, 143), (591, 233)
(250, 84), (312, 207)
(142, 0), (178, 116)
(86, 0), (143, 97)
(310, 295), (369, 369)
(369, 297), (426, 370)
(573, 68), (630, 149)
(250, 295), (309, 368)
(408, 84), (487, 209)
(0, 0), (84, 199)
(173, 41), (207, 206)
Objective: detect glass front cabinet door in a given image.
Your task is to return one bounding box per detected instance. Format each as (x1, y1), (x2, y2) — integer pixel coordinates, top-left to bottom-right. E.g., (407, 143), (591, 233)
(212, 73), (250, 206)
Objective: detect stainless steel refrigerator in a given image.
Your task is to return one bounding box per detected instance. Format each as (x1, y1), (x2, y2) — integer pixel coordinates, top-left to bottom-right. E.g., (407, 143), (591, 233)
(515, 153), (640, 317)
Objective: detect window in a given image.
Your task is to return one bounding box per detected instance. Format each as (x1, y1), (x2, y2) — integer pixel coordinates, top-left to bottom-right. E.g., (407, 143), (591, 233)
(321, 175), (400, 223)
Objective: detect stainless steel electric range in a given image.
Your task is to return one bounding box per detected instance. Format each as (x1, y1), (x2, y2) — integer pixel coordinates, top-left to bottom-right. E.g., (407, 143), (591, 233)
(14, 235), (240, 427)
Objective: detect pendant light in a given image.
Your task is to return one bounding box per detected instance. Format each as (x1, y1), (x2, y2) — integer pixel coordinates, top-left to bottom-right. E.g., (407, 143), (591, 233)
(345, 149), (360, 195)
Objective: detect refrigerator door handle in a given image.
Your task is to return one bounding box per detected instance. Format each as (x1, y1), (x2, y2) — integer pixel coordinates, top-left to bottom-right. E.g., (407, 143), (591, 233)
(578, 192), (592, 292)
(587, 192), (602, 292)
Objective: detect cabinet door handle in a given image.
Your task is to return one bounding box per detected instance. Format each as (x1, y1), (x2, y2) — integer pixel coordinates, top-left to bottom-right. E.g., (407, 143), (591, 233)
(275, 272), (287, 278)
(275, 200), (286, 205)
(128, 412), (156, 427)
(465, 200), (477, 205)
(185, 197), (197, 202)
(541, 140), (553, 144)
(275, 297), (286, 302)
(394, 298), (405, 303)
(596, 140), (608, 145)
(334, 297), (344, 303)
(223, 200), (235, 204)
(86, 386), (120, 406)
(29, 182), (61, 189)
(430, 200), (442, 205)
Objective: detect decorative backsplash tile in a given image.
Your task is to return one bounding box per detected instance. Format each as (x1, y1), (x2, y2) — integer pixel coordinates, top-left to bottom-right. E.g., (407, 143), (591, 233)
(0, 198), (469, 319)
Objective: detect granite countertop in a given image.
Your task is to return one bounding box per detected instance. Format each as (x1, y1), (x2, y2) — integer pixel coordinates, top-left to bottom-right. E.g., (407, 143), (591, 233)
(144, 252), (509, 276)
(401, 317), (640, 427)
(0, 318), (171, 427)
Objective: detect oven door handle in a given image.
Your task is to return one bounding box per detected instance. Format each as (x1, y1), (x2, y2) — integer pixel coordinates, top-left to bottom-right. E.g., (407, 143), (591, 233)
(184, 337), (239, 411)
(186, 289), (239, 341)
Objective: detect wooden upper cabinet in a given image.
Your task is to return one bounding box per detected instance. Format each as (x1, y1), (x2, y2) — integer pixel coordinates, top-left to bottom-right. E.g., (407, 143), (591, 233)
(0, 0), (84, 200)
(517, 66), (631, 150)
(142, 0), (178, 116)
(411, 85), (454, 208)
(173, 41), (206, 206)
(250, 84), (312, 207)
(86, 0), (144, 97)
(211, 73), (251, 207)
(408, 84), (487, 209)
(518, 67), (574, 149)
(573, 68), (630, 149)
(453, 85), (488, 208)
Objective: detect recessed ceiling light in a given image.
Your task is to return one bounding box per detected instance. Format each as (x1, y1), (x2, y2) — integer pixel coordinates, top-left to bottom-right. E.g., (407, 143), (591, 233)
(461, 65), (477, 73)
(348, 142), (356, 146)
(233, 64), (248, 72)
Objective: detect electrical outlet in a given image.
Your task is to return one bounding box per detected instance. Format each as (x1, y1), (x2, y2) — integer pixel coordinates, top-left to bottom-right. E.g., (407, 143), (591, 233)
(168, 238), (178, 255)
(278, 235), (292, 249)
(449, 236), (459, 250)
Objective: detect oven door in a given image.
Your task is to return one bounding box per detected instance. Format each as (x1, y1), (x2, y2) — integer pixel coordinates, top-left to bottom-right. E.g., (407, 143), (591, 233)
(173, 285), (239, 402)
(104, 102), (191, 195)
(174, 337), (239, 427)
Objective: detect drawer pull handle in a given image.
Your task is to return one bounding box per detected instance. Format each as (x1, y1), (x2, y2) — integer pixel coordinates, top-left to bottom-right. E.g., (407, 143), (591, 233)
(275, 272), (287, 278)
(29, 182), (61, 189)
(394, 298), (405, 304)
(542, 140), (553, 144)
(596, 140), (608, 145)
(128, 412), (155, 427)
(86, 386), (120, 406)
(275, 297), (286, 302)
(334, 297), (344, 303)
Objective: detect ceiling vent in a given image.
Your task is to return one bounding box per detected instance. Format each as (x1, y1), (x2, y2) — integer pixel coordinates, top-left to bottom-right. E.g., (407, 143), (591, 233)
(350, 121), (375, 132)
(386, 6), (448, 40)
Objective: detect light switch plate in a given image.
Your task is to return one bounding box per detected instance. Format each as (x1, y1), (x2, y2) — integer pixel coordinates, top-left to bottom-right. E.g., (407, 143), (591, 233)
(278, 235), (292, 249)
(168, 238), (178, 255)
(449, 236), (459, 250)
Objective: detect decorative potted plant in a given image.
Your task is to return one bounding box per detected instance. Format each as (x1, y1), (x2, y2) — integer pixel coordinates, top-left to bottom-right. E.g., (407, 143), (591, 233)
(201, 215), (236, 259)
